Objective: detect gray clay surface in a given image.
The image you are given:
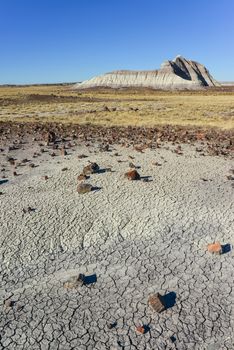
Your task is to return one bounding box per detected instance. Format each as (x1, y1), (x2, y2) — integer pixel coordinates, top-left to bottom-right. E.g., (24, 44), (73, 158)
(0, 141), (233, 349)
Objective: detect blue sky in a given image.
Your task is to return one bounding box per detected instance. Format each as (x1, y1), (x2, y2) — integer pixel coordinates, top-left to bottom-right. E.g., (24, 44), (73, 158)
(0, 0), (233, 84)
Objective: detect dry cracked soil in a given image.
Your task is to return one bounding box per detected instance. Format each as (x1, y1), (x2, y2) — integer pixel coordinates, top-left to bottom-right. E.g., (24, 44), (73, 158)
(0, 135), (234, 350)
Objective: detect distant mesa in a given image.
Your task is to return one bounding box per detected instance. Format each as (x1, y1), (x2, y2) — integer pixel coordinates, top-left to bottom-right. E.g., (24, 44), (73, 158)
(74, 55), (220, 90)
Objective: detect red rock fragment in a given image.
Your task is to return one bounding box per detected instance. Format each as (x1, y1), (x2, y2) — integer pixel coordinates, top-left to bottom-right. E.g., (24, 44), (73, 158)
(134, 146), (144, 153)
(136, 326), (145, 334)
(207, 242), (222, 254)
(124, 169), (140, 180)
(196, 133), (205, 140)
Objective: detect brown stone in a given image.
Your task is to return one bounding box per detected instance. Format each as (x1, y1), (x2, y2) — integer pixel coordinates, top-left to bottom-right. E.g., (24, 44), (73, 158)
(4, 299), (15, 308)
(23, 207), (34, 214)
(129, 162), (136, 168)
(77, 183), (93, 194)
(63, 274), (85, 289)
(148, 293), (165, 313)
(124, 169), (140, 180)
(99, 144), (109, 152)
(134, 146), (144, 153)
(83, 162), (99, 175)
(8, 158), (16, 166)
(78, 154), (88, 159)
(207, 242), (222, 254)
(107, 322), (117, 329)
(77, 173), (88, 181)
(174, 146), (183, 155)
(136, 326), (145, 334)
(196, 132), (205, 140)
(61, 147), (67, 156)
(45, 131), (56, 144)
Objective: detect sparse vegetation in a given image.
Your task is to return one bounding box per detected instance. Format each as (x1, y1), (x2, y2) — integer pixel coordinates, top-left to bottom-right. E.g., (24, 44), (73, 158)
(0, 85), (234, 129)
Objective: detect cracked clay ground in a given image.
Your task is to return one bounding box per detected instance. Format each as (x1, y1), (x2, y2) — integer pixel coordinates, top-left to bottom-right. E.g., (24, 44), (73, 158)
(0, 141), (233, 350)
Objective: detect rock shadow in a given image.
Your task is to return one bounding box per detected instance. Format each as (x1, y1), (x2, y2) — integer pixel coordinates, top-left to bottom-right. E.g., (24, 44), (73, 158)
(95, 168), (115, 174)
(142, 324), (150, 334)
(221, 244), (232, 254)
(96, 169), (107, 174)
(91, 186), (102, 192)
(83, 274), (97, 285)
(0, 179), (8, 185)
(170, 335), (176, 343)
(141, 176), (153, 182)
(161, 291), (176, 310)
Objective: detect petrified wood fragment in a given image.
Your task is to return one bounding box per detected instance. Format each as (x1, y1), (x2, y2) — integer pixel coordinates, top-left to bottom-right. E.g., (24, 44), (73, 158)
(148, 293), (165, 313)
(77, 183), (93, 194)
(124, 169), (140, 180)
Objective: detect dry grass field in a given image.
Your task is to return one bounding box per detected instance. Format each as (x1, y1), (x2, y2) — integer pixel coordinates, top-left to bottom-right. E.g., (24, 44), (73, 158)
(0, 85), (234, 129)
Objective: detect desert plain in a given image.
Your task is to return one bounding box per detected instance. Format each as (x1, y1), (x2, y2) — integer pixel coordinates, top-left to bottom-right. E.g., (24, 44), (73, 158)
(0, 85), (234, 350)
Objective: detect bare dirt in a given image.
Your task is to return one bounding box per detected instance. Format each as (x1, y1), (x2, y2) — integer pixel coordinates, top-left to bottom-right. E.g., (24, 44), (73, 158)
(0, 123), (233, 349)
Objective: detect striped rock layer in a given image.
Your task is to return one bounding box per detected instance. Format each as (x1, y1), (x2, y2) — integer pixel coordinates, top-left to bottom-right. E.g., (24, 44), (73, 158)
(75, 55), (220, 90)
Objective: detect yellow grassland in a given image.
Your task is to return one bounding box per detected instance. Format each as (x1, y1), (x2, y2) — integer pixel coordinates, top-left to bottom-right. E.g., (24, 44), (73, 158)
(0, 85), (233, 129)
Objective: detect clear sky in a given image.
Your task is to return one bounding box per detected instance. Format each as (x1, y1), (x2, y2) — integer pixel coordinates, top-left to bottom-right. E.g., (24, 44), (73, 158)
(0, 0), (233, 84)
